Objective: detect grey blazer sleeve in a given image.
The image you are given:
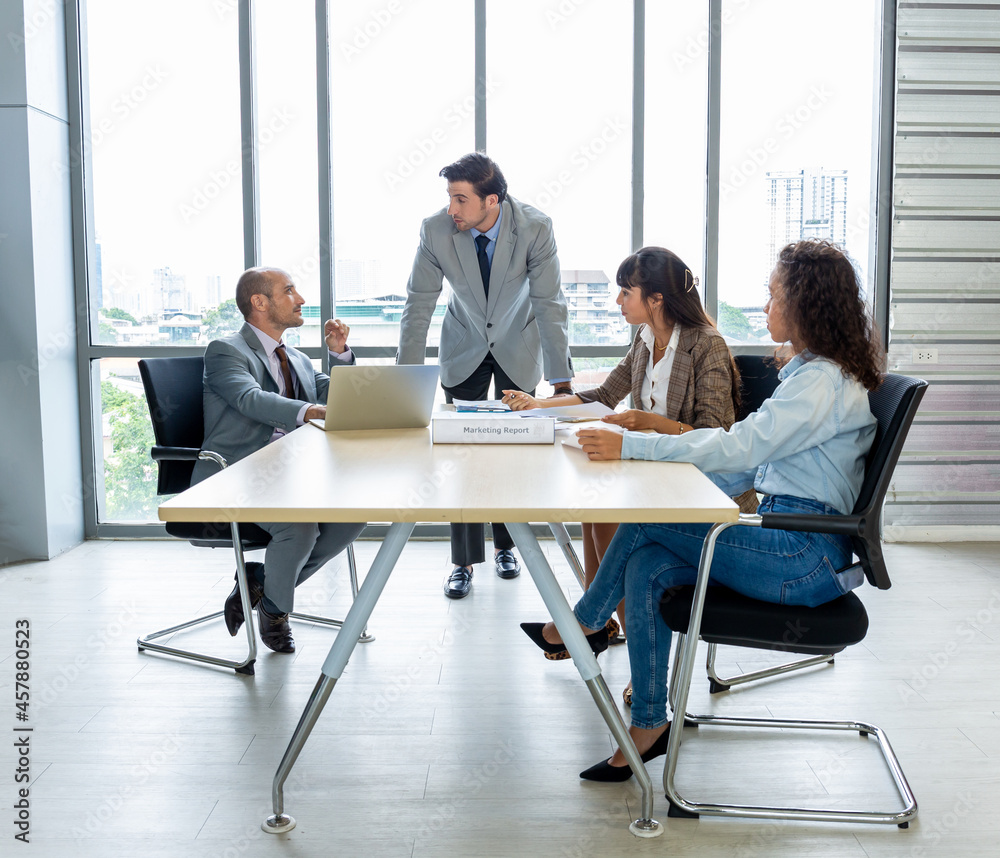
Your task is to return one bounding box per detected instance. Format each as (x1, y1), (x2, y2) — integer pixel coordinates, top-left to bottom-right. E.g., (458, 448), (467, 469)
(397, 221), (445, 365)
(524, 220), (572, 381)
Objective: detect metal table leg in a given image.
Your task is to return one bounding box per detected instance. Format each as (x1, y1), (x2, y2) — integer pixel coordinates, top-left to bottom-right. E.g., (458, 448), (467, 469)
(507, 522), (662, 838)
(262, 521), (415, 834)
(547, 522), (587, 588)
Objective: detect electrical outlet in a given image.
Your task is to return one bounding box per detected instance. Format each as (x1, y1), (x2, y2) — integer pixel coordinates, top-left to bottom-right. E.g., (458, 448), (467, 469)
(913, 348), (938, 364)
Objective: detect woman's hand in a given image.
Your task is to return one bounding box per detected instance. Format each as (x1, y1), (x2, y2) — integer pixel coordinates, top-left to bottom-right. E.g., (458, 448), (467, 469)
(502, 390), (540, 411)
(576, 428), (624, 461)
(602, 409), (652, 431)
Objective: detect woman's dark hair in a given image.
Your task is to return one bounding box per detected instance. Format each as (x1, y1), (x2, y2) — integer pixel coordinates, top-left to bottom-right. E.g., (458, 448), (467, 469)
(439, 152), (508, 204)
(773, 239), (884, 391)
(617, 246), (741, 412)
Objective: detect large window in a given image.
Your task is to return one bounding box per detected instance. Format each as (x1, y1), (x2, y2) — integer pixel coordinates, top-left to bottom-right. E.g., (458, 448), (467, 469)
(716, 0), (879, 344)
(76, 0), (888, 529)
(87, 1), (243, 347)
(643, 2), (711, 312)
(331, 1), (474, 349)
(257, 0), (321, 326)
(488, 0), (633, 352)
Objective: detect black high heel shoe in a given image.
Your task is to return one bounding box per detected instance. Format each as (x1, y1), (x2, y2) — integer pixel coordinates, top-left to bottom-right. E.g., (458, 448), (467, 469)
(578, 726), (671, 782)
(519, 622), (610, 661)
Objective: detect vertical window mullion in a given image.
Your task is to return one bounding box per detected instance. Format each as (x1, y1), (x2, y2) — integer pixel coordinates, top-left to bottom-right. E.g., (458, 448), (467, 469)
(317, 0), (334, 370)
(475, 0), (487, 151)
(631, 0), (644, 253)
(703, 0), (722, 318)
(239, 0), (260, 269)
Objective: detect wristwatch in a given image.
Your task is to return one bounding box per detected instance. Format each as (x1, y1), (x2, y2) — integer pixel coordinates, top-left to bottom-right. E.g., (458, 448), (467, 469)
(552, 385), (573, 395)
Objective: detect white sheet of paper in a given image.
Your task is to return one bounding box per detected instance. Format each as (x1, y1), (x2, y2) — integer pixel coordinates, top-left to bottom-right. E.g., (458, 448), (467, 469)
(559, 422), (626, 451)
(519, 401), (616, 420)
(453, 398), (511, 412)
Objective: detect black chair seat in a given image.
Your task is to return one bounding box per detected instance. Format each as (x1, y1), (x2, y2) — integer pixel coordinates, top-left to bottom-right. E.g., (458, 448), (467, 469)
(660, 584), (869, 656)
(165, 521), (272, 547)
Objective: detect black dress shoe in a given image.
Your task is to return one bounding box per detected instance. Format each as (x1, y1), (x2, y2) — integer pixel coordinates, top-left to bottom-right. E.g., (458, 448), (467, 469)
(257, 603), (295, 653)
(224, 562), (265, 636)
(444, 565), (473, 599)
(579, 727), (670, 782)
(519, 622), (610, 661)
(494, 549), (520, 579)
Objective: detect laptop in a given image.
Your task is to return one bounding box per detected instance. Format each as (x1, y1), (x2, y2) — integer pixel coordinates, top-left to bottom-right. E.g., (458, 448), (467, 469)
(312, 364), (439, 431)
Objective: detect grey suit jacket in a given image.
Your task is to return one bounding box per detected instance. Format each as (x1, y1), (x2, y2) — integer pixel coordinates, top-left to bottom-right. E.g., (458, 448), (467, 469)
(192, 324), (353, 485)
(397, 196), (572, 391)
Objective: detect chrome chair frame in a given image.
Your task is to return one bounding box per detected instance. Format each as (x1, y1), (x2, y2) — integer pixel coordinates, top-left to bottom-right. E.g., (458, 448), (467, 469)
(663, 517), (918, 827)
(136, 356), (371, 677)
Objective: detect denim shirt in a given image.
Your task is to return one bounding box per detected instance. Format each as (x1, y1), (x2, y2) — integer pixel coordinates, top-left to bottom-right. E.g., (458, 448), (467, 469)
(620, 352), (877, 515)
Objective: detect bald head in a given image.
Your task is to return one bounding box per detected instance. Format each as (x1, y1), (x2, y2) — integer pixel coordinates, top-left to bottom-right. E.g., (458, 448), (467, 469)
(236, 267), (289, 319)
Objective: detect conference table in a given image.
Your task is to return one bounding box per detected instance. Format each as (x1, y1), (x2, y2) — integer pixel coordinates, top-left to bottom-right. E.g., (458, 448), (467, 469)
(158, 421), (739, 837)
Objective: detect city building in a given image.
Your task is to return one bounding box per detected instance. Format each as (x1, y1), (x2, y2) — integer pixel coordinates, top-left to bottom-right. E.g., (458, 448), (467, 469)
(560, 269), (626, 344)
(152, 266), (189, 316)
(765, 168), (848, 287)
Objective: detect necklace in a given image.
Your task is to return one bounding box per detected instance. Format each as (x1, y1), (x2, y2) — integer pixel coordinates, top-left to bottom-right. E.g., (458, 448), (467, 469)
(653, 341), (668, 351)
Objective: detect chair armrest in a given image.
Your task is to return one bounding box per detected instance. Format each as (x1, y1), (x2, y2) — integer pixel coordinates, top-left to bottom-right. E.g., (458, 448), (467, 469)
(150, 447), (230, 471)
(151, 445), (200, 462)
(760, 512), (863, 538)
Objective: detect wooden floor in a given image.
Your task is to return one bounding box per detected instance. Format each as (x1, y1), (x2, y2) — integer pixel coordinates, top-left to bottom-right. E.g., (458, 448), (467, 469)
(2, 537), (999, 857)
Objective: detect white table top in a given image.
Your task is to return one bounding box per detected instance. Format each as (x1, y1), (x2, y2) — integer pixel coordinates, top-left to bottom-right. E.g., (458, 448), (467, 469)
(159, 424), (739, 525)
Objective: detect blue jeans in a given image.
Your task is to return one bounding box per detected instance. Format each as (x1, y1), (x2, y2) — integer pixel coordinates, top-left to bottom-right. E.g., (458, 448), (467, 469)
(573, 496), (856, 729)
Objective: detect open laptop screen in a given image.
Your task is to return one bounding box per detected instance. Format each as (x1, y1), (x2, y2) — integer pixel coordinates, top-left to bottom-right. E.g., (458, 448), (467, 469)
(316, 365), (439, 431)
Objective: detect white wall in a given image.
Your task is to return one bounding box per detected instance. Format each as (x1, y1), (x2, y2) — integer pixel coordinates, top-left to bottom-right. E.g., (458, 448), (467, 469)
(0, 0), (84, 562)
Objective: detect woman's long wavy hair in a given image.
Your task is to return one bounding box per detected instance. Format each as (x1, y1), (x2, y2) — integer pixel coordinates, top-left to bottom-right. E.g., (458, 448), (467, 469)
(617, 246), (741, 411)
(772, 239), (884, 391)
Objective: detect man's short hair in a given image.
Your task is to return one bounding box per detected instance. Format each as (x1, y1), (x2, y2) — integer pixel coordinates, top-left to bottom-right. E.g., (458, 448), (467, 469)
(235, 267), (280, 319)
(439, 152), (507, 204)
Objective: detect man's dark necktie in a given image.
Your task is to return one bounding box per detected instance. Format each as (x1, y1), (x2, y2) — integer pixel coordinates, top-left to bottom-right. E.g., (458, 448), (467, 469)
(475, 233), (491, 299)
(274, 343), (297, 399)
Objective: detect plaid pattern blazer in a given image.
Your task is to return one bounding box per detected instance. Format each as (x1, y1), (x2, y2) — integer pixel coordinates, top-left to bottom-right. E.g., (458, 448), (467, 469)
(577, 324), (758, 514)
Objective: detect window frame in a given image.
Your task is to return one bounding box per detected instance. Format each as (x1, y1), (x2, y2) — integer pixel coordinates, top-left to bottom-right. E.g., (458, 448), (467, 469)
(68, 0), (895, 537)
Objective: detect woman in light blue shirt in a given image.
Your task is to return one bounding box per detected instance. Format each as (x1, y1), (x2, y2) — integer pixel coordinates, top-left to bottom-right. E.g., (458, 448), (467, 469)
(521, 239), (885, 782)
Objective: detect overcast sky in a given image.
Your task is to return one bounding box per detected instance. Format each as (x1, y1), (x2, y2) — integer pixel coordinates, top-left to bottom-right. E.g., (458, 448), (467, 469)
(86, 0), (878, 325)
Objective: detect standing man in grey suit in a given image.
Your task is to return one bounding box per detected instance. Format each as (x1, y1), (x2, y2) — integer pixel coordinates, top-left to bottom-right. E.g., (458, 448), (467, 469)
(397, 153), (574, 599)
(193, 267), (366, 652)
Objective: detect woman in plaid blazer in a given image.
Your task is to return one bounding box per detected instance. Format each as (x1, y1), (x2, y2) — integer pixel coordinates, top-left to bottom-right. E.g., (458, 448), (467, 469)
(505, 247), (755, 691)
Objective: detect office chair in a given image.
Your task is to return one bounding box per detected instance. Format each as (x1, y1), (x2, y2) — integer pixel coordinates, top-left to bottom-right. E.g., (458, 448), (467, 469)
(703, 354), (839, 692)
(659, 373), (926, 826)
(136, 355), (371, 676)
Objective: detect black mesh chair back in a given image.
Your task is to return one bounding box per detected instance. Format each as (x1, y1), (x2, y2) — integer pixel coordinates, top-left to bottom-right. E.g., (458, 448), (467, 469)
(759, 373), (927, 590)
(733, 354), (780, 420)
(138, 356), (271, 546)
(139, 355), (206, 495)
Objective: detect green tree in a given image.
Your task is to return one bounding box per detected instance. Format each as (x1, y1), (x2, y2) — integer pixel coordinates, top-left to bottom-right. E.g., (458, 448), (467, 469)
(101, 380), (158, 520)
(103, 306), (139, 325)
(718, 301), (752, 341)
(570, 321), (603, 346)
(98, 320), (117, 344)
(201, 298), (243, 340)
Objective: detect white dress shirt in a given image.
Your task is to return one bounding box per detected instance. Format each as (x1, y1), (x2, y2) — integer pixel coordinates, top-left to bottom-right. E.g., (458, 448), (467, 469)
(638, 324), (680, 416)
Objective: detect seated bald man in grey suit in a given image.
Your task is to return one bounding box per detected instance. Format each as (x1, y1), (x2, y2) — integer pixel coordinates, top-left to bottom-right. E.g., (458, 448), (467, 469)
(191, 267), (365, 653)
(398, 153), (574, 599)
